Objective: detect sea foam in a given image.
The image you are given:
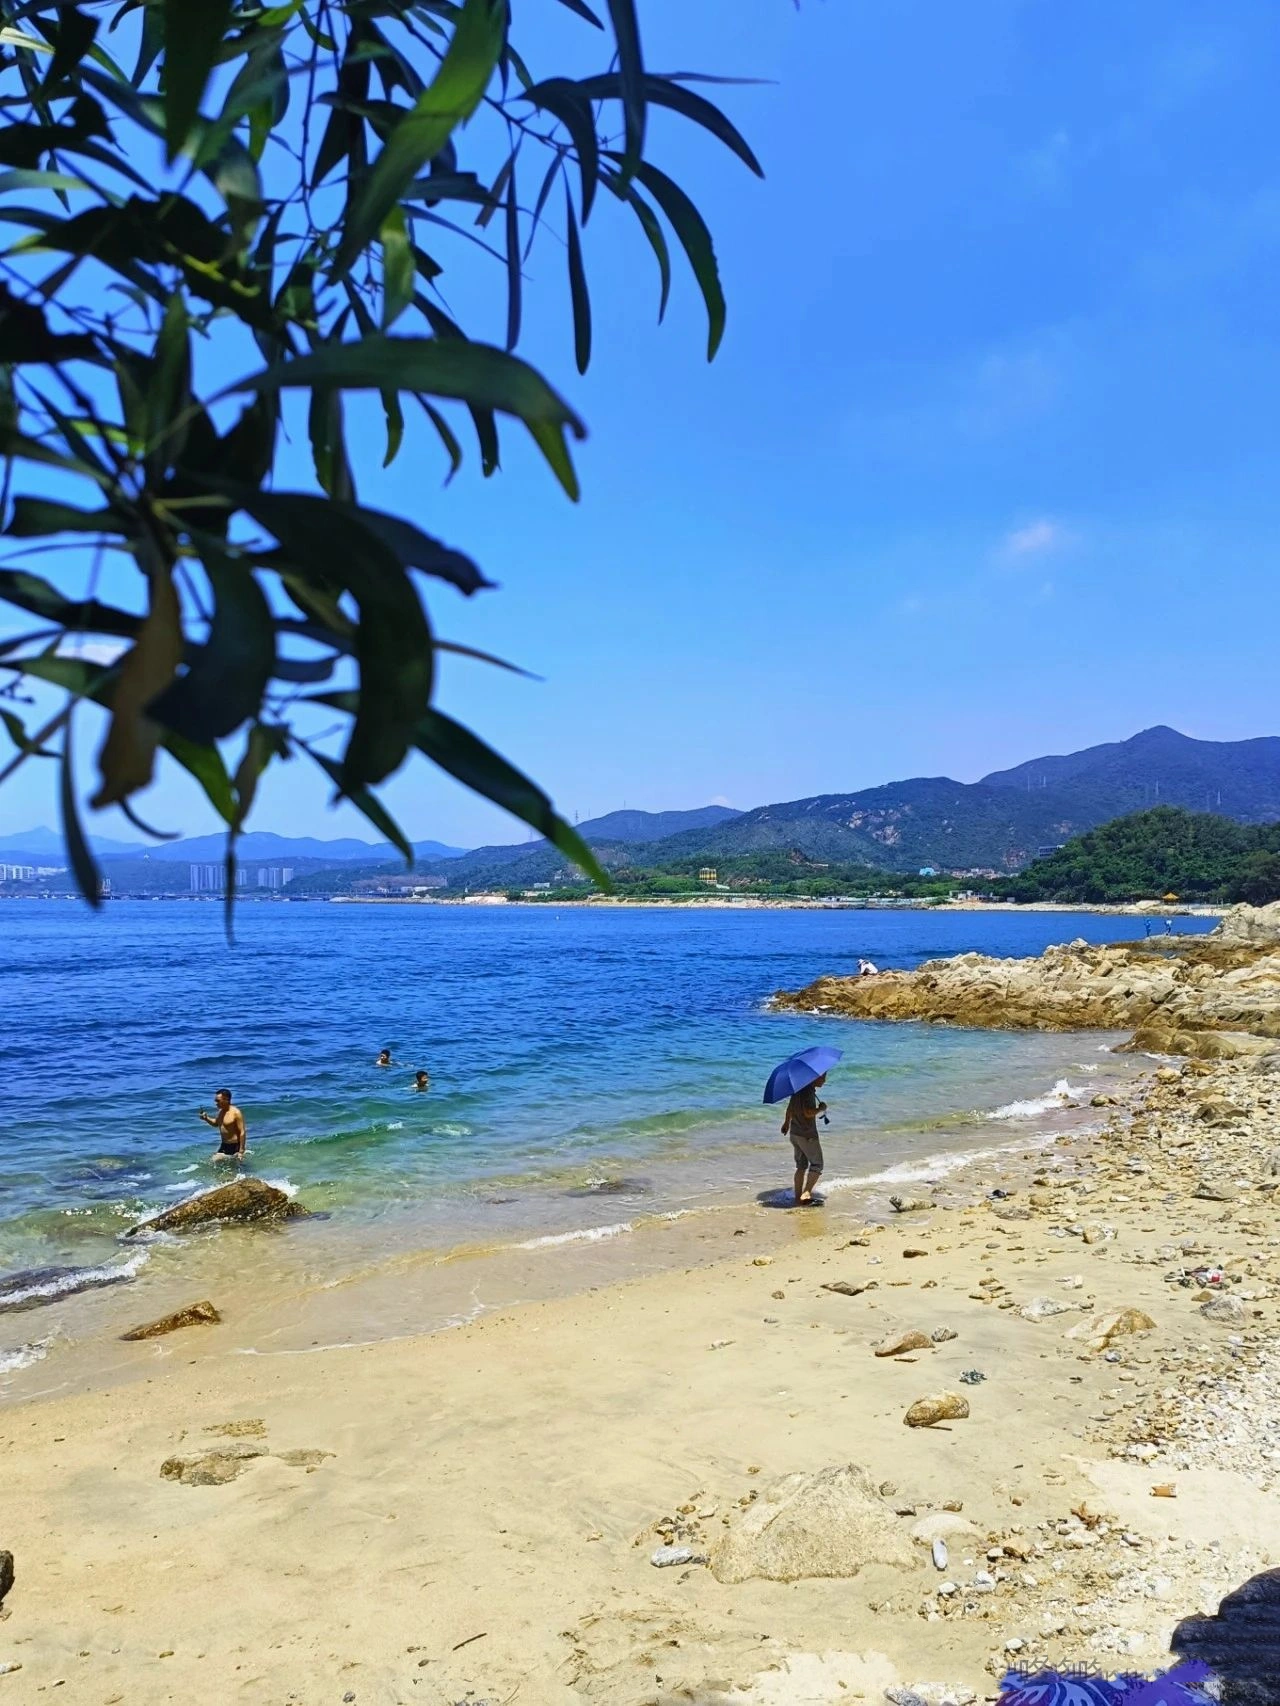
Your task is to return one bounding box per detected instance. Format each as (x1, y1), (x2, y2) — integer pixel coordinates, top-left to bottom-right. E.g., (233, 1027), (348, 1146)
(0, 1249), (149, 1313)
(984, 1078), (1086, 1121)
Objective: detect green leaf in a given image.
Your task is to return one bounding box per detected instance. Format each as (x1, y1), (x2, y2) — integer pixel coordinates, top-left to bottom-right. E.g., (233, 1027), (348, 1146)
(413, 709), (607, 885)
(332, 0), (504, 281)
(7, 498), (130, 537)
(0, 168), (92, 194)
(627, 158), (724, 358)
(573, 74), (763, 177)
(146, 292), (192, 478)
(148, 545), (275, 743)
(503, 149), (521, 350)
(0, 424), (111, 484)
(91, 559), (184, 808)
(230, 720), (287, 833)
(162, 0), (234, 161)
(0, 706), (55, 758)
(305, 742), (414, 866)
(415, 396), (463, 480)
(164, 730), (236, 823)
(231, 336), (585, 499)
(521, 79), (599, 220)
(0, 566), (136, 636)
(605, 0), (646, 179)
(564, 180), (591, 374)
(380, 205), (414, 330)
(602, 170), (670, 321)
(551, 0), (605, 25)
(60, 717), (102, 909)
(229, 491), (433, 789)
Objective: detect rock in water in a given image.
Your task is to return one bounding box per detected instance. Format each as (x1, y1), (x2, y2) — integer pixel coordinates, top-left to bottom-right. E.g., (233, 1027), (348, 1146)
(874, 1329), (932, 1357)
(127, 1178), (304, 1237)
(904, 1393), (970, 1428)
(120, 1300), (221, 1340)
(0, 1550), (13, 1606)
(710, 1464), (914, 1583)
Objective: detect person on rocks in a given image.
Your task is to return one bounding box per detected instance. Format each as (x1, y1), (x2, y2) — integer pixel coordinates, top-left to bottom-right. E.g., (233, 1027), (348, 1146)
(858, 958), (880, 976)
(782, 1072), (827, 1206)
(413, 1069), (430, 1092)
(199, 1089), (247, 1162)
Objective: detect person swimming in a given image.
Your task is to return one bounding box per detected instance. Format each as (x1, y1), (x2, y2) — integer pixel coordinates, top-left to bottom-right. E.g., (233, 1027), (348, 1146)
(376, 1048), (393, 1067)
(199, 1089), (247, 1161)
(413, 1070), (430, 1092)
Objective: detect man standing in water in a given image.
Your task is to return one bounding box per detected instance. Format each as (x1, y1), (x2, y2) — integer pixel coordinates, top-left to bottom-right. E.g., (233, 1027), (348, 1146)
(199, 1089), (247, 1162)
(781, 1071), (827, 1206)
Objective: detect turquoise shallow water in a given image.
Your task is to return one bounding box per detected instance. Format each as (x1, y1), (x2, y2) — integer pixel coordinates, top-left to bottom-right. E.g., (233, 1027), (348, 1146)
(0, 900), (1216, 1298)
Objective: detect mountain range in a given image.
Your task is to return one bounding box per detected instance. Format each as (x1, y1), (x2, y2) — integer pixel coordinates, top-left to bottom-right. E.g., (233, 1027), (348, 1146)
(410, 726), (1280, 885)
(4, 727), (1278, 882)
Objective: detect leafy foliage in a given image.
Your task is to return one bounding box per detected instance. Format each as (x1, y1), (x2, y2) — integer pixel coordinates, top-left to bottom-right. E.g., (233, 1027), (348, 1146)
(0, 0), (760, 909)
(995, 808), (1280, 905)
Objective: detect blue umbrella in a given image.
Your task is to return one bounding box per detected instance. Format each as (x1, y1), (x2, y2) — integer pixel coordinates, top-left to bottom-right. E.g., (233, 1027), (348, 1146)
(762, 1046), (843, 1105)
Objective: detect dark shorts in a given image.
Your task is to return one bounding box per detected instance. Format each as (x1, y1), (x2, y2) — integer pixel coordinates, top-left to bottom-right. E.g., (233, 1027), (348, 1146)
(790, 1132), (824, 1174)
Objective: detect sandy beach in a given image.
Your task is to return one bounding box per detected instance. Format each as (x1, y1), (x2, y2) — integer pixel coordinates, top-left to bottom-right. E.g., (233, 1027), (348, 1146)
(4, 1036), (1279, 1704)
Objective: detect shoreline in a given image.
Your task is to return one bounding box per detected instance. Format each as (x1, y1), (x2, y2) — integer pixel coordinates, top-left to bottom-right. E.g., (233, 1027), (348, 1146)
(5, 1045), (1280, 1700)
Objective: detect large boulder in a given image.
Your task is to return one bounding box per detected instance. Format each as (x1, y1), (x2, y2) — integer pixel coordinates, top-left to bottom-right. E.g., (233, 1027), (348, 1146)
(1213, 902), (1280, 947)
(127, 1178), (304, 1238)
(710, 1465), (914, 1584)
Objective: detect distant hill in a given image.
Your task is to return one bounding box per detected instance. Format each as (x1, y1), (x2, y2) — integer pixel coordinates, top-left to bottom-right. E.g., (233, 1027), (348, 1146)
(997, 807), (1280, 905)
(0, 825), (140, 857)
(982, 726), (1280, 822)
(124, 831), (466, 864)
(644, 777), (1095, 873)
(572, 804), (740, 842)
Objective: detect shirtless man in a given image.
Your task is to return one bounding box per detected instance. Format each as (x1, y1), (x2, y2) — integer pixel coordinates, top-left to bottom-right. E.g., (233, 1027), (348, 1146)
(199, 1089), (247, 1161)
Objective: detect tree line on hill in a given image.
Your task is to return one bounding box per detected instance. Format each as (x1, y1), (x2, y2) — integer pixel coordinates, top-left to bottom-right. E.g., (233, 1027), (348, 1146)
(994, 808), (1280, 905)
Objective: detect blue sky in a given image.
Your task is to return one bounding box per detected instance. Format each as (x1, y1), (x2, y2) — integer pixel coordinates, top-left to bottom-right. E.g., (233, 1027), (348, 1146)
(5, 0), (1280, 849)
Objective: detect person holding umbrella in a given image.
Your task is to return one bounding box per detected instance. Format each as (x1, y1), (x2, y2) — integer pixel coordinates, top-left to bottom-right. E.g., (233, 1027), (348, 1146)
(763, 1047), (842, 1207)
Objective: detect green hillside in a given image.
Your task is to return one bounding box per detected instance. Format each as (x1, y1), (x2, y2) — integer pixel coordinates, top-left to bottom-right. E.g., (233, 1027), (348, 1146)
(996, 808), (1280, 904)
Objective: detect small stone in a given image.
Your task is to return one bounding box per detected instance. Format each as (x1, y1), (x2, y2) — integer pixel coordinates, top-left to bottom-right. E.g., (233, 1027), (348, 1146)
(1194, 1179), (1239, 1202)
(1019, 1297), (1073, 1321)
(752, 1256), (772, 1267)
(1150, 1484), (1177, 1499)
(651, 1544), (706, 1568)
(875, 1329), (932, 1357)
(931, 1538), (948, 1571)
(821, 1280), (874, 1296)
(1070, 1306), (1156, 1351)
(903, 1248), (929, 1258)
(937, 1580), (958, 1596)
(930, 1326), (958, 1343)
(904, 1392), (970, 1428)
(0, 1552), (12, 1607)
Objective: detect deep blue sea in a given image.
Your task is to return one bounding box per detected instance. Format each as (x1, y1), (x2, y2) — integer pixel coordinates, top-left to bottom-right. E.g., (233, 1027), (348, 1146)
(0, 900), (1218, 1375)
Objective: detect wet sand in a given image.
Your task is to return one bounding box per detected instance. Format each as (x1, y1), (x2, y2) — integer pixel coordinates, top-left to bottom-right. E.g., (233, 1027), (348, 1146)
(3, 1052), (1279, 1703)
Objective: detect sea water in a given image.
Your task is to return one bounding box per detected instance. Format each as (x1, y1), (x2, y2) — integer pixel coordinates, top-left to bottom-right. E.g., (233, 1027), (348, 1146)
(0, 901), (1216, 1381)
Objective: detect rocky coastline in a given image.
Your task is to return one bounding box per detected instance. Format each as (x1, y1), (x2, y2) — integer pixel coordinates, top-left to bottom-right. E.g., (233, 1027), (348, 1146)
(773, 902), (1280, 1061)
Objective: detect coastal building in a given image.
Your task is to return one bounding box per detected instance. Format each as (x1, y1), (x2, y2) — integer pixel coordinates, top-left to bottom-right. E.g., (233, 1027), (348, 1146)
(0, 863), (35, 881)
(918, 866), (938, 877)
(699, 867), (717, 885)
(254, 866), (295, 890)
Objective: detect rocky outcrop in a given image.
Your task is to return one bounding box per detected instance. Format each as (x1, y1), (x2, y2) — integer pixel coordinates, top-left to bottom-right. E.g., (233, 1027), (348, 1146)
(0, 1550), (12, 1606)
(120, 1300), (222, 1340)
(127, 1178), (305, 1238)
(710, 1465), (915, 1583)
(773, 905), (1280, 1056)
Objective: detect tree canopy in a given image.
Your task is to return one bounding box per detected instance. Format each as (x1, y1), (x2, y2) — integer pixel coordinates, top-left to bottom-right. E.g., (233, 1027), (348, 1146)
(0, 0), (760, 916)
(995, 807), (1280, 906)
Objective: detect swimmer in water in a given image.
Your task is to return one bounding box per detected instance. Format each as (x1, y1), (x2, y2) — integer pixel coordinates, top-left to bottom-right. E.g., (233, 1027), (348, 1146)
(199, 1089), (247, 1161)
(414, 1070), (430, 1092)
(376, 1048), (393, 1067)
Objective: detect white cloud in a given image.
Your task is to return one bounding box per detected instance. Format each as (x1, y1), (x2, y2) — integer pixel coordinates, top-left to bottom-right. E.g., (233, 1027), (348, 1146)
(709, 795), (734, 808)
(1000, 518), (1066, 560)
